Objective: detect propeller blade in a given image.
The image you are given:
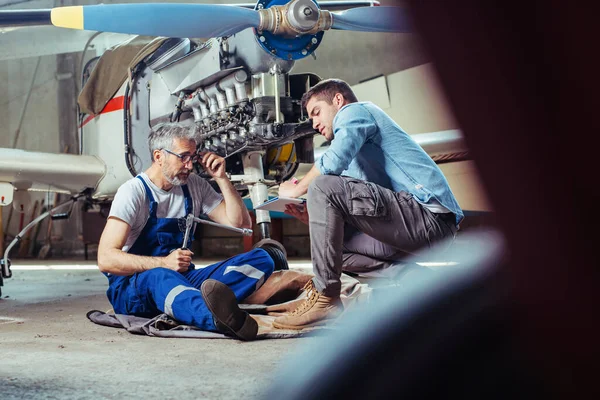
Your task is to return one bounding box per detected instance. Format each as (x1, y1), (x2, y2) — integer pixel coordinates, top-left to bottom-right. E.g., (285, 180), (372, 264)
(50, 4), (260, 38)
(0, 10), (51, 28)
(234, 1), (380, 10)
(331, 6), (412, 33)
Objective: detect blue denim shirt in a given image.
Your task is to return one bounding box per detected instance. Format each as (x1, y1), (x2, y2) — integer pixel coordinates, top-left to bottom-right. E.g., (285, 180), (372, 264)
(316, 102), (464, 226)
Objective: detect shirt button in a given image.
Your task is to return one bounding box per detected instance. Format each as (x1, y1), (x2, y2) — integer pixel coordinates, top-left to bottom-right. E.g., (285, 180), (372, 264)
(415, 184), (423, 190)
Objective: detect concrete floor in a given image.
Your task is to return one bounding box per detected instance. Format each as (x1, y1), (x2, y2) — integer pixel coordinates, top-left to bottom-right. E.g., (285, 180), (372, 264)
(0, 260), (321, 400)
(0, 254), (458, 399)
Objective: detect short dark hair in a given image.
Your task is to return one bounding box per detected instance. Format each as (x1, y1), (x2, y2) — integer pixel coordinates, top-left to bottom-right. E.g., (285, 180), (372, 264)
(301, 78), (358, 110)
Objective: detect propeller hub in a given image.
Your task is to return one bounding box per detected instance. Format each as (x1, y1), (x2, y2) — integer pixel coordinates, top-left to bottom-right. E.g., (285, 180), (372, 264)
(287, 0), (318, 32)
(258, 0), (331, 37)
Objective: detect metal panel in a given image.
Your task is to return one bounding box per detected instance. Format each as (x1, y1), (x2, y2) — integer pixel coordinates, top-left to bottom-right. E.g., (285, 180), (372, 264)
(157, 41), (223, 94)
(81, 86), (134, 200)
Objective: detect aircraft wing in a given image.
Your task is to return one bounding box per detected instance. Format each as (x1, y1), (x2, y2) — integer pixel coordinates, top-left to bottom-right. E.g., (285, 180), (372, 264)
(411, 129), (469, 163)
(0, 148), (106, 195)
(313, 129), (469, 164)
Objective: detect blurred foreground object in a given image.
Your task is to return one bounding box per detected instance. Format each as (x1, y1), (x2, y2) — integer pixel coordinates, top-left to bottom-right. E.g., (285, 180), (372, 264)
(267, 1), (599, 397)
(265, 229), (548, 398)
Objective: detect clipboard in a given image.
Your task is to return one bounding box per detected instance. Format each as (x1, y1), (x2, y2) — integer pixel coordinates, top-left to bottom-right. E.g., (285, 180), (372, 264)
(253, 197), (306, 213)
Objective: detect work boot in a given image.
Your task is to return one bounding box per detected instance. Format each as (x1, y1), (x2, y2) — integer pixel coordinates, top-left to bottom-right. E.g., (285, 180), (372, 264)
(200, 279), (258, 341)
(272, 280), (343, 330)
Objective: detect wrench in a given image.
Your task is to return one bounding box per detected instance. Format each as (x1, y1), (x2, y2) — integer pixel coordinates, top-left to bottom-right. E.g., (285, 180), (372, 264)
(181, 213), (253, 250)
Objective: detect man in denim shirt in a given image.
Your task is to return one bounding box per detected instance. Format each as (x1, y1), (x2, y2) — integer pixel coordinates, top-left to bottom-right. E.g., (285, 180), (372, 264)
(273, 79), (463, 330)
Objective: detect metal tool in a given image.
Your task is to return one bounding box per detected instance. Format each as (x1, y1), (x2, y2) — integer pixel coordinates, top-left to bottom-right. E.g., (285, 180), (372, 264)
(181, 213), (253, 250)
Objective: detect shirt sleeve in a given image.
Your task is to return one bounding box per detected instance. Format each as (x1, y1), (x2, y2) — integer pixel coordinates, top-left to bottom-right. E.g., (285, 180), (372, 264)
(189, 174), (224, 216)
(108, 179), (147, 228)
(316, 104), (377, 175)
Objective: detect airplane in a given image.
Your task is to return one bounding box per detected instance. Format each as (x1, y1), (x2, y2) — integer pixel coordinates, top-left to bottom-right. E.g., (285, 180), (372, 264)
(0, 0), (470, 295)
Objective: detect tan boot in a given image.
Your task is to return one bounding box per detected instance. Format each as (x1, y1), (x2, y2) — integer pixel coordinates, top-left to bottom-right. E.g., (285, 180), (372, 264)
(272, 280), (343, 330)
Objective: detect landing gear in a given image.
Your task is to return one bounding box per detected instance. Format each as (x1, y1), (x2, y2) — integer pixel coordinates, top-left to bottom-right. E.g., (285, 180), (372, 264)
(243, 151), (272, 238)
(240, 151), (288, 270)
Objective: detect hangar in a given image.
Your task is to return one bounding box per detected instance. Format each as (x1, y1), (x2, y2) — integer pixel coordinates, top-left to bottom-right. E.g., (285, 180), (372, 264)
(0, 0), (595, 398)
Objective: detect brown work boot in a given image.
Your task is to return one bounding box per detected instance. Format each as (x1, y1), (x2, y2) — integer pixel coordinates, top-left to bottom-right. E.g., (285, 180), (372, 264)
(272, 280), (343, 330)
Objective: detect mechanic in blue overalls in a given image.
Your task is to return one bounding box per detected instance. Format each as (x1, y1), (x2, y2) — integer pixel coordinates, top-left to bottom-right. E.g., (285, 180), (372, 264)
(97, 122), (284, 341)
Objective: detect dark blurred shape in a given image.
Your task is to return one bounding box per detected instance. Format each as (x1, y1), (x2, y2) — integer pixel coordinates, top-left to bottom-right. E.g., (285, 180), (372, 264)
(265, 1), (598, 398)
(407, 1), (599, 397)
(265, 229), (548, 398)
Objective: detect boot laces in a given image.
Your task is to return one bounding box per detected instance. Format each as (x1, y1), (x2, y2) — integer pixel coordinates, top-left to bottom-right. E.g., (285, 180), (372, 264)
(290, 280), (319, 316)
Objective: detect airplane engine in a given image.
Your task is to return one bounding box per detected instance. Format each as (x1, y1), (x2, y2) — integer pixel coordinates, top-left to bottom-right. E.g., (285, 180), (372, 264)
(81, 26), (322, 240)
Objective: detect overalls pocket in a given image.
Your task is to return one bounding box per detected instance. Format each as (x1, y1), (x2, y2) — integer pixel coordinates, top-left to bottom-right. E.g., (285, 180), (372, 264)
(157, 231), (186, 249)
(125, 273), (156, 317)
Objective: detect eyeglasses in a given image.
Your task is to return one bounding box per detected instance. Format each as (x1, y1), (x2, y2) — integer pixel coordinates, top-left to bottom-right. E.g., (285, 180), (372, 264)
(161, 148), (198, 164)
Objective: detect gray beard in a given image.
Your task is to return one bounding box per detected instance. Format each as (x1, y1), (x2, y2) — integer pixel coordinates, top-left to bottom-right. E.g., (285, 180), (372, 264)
(162, 166), (187, 186)
(166, 175), (184, 186)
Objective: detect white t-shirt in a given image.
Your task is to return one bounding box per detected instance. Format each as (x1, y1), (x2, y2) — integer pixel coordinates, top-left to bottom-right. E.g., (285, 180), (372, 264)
(109, 172), (223, 252)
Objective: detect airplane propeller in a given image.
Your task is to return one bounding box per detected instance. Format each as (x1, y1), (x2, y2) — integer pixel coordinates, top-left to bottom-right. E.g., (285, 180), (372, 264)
(0, 1), (411, 39)
(52, 4), (261, 39)
(331, 6), (411, 33)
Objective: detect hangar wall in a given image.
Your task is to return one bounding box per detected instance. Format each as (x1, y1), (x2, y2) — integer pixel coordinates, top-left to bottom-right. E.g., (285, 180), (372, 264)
(0, 53), (84, 259)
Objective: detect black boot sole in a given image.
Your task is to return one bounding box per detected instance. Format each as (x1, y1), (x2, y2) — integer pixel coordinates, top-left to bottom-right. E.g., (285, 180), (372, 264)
(200, 279), (258, 341)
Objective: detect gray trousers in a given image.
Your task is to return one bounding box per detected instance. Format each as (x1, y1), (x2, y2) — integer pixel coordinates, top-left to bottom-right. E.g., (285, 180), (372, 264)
(307, 175), (457, 296)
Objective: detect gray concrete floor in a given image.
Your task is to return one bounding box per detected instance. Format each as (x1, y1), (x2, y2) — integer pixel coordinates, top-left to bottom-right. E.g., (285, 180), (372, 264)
(0, 260), (318, 400)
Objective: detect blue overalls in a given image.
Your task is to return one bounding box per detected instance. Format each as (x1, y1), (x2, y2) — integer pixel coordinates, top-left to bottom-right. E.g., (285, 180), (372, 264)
(105, 176), (274, 332)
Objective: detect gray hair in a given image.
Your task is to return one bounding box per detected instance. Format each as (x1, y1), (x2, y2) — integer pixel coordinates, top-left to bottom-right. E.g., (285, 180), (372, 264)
(148, 122), (196, 161)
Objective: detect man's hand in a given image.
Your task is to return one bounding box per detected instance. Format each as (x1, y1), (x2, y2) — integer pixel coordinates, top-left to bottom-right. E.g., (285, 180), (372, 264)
(199, 152), (226, 179)
(279, 179), (301, 198)
(164, 248), (194, 273)
(284, 204), (309, 225)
